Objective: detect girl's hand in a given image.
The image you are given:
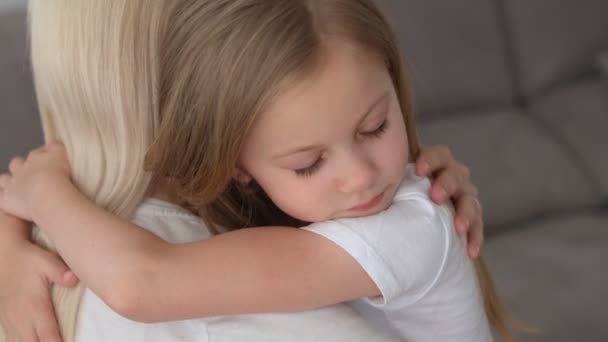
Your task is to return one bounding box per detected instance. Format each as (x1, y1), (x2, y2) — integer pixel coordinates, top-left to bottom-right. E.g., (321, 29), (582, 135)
(415, 145), (483, 258)
(0, 212), (79, 342)
(0, 142), (71, 222)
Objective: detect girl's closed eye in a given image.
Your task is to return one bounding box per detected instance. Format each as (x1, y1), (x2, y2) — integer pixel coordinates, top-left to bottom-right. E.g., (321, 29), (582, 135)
(293, 119), (389, 178)
(360, 119), (389, 139)
(294, 119), (388, 177)
(294, 157), (324, 177)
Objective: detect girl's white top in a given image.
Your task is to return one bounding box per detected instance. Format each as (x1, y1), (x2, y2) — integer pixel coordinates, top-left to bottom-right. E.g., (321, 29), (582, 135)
(303, 165), (493, 341)
(74, 200), (400, 341)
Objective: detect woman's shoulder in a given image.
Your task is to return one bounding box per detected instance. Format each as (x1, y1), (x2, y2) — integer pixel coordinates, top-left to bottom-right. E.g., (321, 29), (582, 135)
(392, 163), (432, 202)
(132, 198), (213, 243)
(389, 164), (455, 230)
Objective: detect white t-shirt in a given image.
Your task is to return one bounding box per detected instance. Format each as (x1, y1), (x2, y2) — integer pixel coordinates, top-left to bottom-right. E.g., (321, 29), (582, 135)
(303, 165), (493, 341)
(75, 199), (400, 341)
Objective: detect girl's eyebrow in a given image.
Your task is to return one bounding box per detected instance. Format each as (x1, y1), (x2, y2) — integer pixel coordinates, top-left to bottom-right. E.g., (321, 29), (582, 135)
(273, 90), (390, 159)
(273, 144), (325, 159)
(355, 90), (390, 126)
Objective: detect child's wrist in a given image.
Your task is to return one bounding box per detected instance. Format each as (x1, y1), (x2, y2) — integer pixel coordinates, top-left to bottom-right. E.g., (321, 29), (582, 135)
(30, 175), (77, 226)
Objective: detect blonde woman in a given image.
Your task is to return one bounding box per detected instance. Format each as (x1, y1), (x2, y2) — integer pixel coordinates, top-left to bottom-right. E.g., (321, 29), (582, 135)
(0, 0), (487, 341)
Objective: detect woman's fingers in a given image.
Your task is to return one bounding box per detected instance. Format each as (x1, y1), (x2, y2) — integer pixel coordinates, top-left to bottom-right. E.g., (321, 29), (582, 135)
(415, 144), (484, 257)
(415, 145), (453, 177)
(467, 217), (484, 258)
(416, 145), (474, 203)
(1, 296), (44, 342)
(38, 248), (79, 287)
(9, 325), (40, 342)
(34, 299), (63, 342)
(454, 194), (484, 257)
(2, 247), (70, 342)
(429, 164), (473, 203)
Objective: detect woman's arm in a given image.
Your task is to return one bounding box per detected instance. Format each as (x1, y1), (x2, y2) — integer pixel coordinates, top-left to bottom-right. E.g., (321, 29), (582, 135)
(0, 212), (78, 342)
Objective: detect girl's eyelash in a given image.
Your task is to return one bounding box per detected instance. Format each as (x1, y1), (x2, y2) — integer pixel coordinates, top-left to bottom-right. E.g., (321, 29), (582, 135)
(294, 158), (324, 177)
(293, 119), (389, 178)
(361, 119), (389, 138)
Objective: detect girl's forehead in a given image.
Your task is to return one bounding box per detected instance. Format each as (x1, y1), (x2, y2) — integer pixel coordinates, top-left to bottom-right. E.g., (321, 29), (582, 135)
(244, 41), (395, 153)
(271, 43), (387, 113)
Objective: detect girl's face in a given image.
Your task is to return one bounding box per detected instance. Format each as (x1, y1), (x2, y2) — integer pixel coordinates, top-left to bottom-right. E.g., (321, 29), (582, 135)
(238, 41), (409, 222)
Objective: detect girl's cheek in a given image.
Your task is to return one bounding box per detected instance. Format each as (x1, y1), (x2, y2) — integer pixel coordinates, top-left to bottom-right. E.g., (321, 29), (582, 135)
(387, 127), (409, 174)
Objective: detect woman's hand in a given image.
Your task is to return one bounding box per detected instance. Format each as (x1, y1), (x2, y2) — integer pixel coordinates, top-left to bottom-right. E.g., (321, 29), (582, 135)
(0, 212), (78, 342)
(0, 142), (71, 222)
(415, 145), (483, 258)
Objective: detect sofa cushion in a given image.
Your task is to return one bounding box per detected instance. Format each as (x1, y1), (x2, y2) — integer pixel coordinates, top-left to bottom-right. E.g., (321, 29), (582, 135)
(0, 9), (42, 172)
(597, 49), (608, 77)
(485, 213), (608, 341)
(530, 77), (608, 198)
(377, 0), (515, 118)
(504, 0), (608, 97)
(417, 107), (600, 231)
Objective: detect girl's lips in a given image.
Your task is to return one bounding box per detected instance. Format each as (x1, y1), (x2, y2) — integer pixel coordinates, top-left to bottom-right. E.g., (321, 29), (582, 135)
(350, 191), (385, 212)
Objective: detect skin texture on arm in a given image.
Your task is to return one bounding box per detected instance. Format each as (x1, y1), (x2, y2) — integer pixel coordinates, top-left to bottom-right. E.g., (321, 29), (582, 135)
(26, 178), (379, 322)
(0, 143), (483, 323)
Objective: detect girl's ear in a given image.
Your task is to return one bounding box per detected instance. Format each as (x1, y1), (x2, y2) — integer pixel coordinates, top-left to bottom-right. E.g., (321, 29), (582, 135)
(232, 167), (253, 184)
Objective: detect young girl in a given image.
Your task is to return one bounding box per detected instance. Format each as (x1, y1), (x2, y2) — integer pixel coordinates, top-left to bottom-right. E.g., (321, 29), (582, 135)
(0, 0), (500, 341)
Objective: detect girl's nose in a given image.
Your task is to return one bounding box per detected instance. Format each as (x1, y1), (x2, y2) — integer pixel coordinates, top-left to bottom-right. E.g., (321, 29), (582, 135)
(335, 151), (377, 193)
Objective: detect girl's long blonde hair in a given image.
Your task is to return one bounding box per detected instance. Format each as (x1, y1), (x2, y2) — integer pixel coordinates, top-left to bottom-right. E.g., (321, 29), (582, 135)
(0, 0), (513, 341)
(143, 0), (515, 340)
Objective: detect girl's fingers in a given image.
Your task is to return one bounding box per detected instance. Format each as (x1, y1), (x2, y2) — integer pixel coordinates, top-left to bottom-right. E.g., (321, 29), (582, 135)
(0, 173), (9, 188)
(8, 156), (25, 175)
(0, 174), (9, 209)
(0, 175), (10, 214)
(46, 140), (63, 149)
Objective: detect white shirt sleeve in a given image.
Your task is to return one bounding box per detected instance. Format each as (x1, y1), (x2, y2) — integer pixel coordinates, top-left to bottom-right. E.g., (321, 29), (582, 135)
(302, 175), (492, 341)
(303, 191), (449, 307)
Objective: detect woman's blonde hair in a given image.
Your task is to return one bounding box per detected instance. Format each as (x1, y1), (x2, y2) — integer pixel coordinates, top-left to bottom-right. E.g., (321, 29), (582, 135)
(1, 0), (165, 340)
(0, 0), (513, 341)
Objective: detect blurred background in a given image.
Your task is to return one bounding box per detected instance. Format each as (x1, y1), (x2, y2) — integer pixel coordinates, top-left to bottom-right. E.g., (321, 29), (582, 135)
(1, 0), (607, 341)
(0, 0), (25, 11)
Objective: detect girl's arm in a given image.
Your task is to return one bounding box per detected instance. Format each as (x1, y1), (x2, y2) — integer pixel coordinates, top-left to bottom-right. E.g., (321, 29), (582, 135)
(1, 144), (377, 322)
(0, 143), (483, 323)
(26, 178), (379, 322)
